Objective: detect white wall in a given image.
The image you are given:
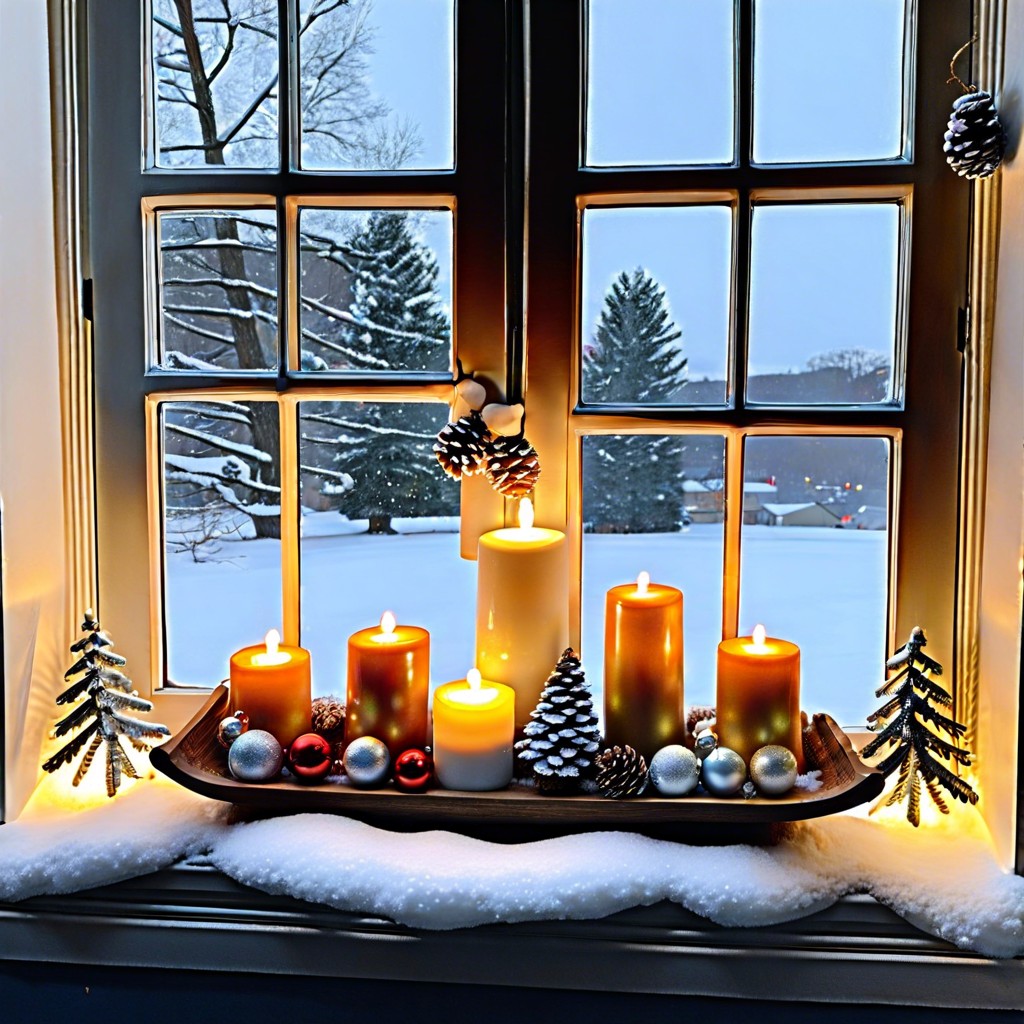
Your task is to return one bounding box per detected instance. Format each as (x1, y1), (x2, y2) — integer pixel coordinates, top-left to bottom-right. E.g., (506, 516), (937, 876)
(0, 0), (66, 819)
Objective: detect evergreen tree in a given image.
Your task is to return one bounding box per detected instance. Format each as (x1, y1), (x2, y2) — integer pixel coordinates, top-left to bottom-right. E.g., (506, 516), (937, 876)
(582, 269), (688, 533)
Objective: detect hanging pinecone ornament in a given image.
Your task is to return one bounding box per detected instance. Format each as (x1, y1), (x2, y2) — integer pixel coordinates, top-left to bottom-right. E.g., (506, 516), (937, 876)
(944, 41), (1007, 180)
(433, 409), (491, 479)
(515, 648), (601, 793)
(595, 745), (649, 799)
(484, 433), (541, 497)
(41, 610), (170, 797)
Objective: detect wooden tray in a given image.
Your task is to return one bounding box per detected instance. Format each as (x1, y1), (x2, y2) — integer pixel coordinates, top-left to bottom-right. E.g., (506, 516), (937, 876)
(151, 686), (884, 844)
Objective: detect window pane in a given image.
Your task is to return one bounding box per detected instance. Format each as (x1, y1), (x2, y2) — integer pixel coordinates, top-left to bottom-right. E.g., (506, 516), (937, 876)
(747, 203), (901, 406)
(585, 0), (734, 167)
(163, 400), (282, 686)
(298, 207), (452, 374)
(150, 1), (278, 169)
(299, 400), (472, 695)
(739, 435), (890, 725)
(155, 209), (278, 372)
(753, 0), (907, 164)
(582, 434), (726, 714)
(581, 206), (732, 406)
(298, 0), (455, 171)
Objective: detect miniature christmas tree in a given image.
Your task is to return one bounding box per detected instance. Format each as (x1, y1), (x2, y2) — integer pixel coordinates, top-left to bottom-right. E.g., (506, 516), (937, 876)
(42, 611), (170, 797)
(862, 627), (978, 826)
(515, 648), (601, 793)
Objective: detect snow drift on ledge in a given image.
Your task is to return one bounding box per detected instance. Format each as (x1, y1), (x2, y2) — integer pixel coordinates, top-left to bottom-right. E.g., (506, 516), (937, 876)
(0, 776), (1021, 959)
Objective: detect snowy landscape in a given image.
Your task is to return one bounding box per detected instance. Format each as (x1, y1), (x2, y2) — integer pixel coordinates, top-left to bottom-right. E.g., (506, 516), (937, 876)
(166, 515), (886, 728)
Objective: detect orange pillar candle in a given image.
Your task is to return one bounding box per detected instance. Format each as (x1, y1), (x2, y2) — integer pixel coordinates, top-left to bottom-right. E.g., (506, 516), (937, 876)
(716, 624), (804, 770)
(229, 629), (312, 746)
(603, 571), (684, 760)
(347, 611), (430, 759)
(433, 668), (516, 790)
(475, 498), (569, 730)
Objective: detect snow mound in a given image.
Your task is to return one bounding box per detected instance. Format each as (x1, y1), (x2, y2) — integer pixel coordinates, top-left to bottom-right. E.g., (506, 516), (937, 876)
(1, 778), (1021, 958)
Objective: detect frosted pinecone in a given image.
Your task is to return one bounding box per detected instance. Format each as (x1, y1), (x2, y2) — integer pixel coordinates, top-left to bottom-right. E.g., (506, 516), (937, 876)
(944, 91), (1006, 179)
(484, 434), (541, 497)
(515, 648), (601, 793)
(595, 745), (649, 799)
(434, 410), (491, 479)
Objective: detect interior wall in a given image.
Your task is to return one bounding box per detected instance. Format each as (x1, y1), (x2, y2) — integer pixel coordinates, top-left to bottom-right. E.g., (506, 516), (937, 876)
(977, 0), (1024, 868)
(0, 0), (66, 820)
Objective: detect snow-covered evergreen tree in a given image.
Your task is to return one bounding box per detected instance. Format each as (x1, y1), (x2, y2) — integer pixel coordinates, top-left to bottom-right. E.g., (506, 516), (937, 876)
(583, 269), (688, 533)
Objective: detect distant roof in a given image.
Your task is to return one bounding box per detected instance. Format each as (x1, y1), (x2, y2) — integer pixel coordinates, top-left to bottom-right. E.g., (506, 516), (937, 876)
(700, 479), (777, 493)
(681, 479), (710, 492)
(762, 502), (841, 519)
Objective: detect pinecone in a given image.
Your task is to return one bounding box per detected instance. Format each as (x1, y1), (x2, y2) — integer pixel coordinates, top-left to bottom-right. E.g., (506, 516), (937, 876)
(595, 745), (649, 798)
(515, 648), (601, 793)
(484, 434), (541, 497)
(944, 91), (1007, 179)
(433, 410), (491, 479)
(311, 694), (346, 763)
(685, 705), (716, 744)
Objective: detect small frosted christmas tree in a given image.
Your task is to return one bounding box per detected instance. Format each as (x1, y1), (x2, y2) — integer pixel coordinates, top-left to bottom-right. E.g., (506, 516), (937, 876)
(515, 648), (601, 793)
(862, 627), (978, 826)
(42, 611), (170, 797)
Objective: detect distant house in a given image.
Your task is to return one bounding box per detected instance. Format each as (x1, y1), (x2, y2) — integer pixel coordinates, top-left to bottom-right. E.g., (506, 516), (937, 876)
(695, 479), (779, 524)
(846, 504), (888, 530)
(756, 502), (843, 528)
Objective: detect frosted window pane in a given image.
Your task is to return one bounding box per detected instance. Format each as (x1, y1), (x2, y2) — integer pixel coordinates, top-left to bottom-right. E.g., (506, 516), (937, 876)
(298, 208), (452, 374)
(582, 434), (726, 713)
(739, 436), (890, 725)
(155, 209), (278, 373)
(298, 401), (472, 695)
(298, 0), (455, 171)
(163, 401), (282, 686)
(747, 204), (900, 406)
(585, 0), (734, 167)
(581, 206), (732, 406)
(151, 0), (279, 169)
(753, 0), (907, 164)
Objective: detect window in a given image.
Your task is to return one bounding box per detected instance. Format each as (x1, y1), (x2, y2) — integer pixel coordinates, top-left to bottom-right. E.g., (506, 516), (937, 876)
(88, 1), (970, 731)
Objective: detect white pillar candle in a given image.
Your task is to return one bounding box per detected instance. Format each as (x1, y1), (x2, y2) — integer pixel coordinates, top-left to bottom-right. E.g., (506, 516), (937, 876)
(475, 499), (569, 729)
(433, 669), (515, 790)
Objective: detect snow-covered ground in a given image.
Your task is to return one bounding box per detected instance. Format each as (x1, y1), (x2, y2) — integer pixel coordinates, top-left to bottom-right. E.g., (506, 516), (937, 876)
(166, 518), (886, 726)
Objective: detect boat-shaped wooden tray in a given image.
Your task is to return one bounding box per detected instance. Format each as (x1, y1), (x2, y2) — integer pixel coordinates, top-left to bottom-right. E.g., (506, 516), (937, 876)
(151, 685), (884, 843)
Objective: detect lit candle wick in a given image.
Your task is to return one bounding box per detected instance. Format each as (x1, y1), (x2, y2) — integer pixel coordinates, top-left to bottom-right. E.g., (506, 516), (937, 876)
(636, 571), (650, 595)
(251, 628), (290, 666)
(518, 497), (535, 531)
(373, 610), (399, 644)
(752, 623), (768, 649)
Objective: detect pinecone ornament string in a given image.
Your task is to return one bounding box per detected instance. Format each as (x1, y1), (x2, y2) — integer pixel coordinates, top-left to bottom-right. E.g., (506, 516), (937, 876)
(515, 648), (601, 793)
(42, 611), (170, 797)
(595, 745), (649, 799)
(484, 433), (541, 497)
(944, 39), (1007, 179)
(433, 409), (491, 479)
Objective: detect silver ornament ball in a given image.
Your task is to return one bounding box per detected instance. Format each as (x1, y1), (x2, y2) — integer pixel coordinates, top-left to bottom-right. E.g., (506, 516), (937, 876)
(217, 711), (249, 749)
(701, 746), (747, 797)
(749, 745), (798, 797)
(228, 729), (283, 782)
(343, 736), (391, 787)
(694, 727), (718, 761)
(648, 744), (700, 797)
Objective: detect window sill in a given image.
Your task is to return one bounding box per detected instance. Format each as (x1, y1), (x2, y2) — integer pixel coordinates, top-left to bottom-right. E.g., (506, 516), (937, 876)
(0, 865), (1020, 1010)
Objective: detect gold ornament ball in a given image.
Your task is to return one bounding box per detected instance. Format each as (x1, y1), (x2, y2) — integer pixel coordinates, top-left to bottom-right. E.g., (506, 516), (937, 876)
(749, 745), (798, 797)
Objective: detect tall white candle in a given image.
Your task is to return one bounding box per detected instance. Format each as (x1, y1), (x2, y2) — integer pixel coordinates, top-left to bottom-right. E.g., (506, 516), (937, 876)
(475, 499), (569, 729)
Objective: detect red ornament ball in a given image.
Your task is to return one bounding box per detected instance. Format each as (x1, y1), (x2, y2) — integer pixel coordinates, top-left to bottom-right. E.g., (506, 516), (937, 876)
(393, 748), (433, 792)
(286, 732), (334, 784)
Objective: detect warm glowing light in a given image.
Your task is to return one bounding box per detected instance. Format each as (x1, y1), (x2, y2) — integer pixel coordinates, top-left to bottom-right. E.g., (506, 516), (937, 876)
(252, 628), (290, 666)
(752, 624), (767, 649)
(447, 667), (499, 706)
(372, 611), (399, 644)
(518, 497), (535, 530)
(636, 571), (650, 595)
(467, 668), (482, 690)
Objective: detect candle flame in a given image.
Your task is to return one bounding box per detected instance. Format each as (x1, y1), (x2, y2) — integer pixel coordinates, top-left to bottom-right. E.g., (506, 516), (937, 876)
(467, 668), (482, 691)
(518, 497), (535, 530)
(636, 571), (650, 595)
(380, 611), (396, 636)
(264, 629), (281, 656)
(752, 624), (767, 648)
